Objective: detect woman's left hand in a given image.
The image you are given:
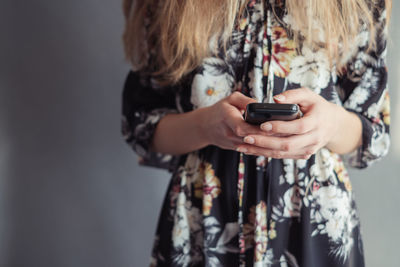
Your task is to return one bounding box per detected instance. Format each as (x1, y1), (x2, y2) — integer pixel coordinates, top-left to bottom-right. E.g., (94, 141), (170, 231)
(236, 87), (340, 159)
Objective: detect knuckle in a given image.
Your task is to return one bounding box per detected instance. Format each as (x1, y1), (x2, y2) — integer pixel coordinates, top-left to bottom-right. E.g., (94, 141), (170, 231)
(243, 149), (251, 155)
(311, 136), (321, 146)
(234, 126), (243, 136)
(220, 105), (230, 120)
(233, 91), (241, 96)
(289, 91), (298, 99)
(246, 150), (257, 156)
(221, 127), (230, 138)
(231, 91), (242, 100)
(302, 87), (312, 95)
(297, 121), (306, 133)
(305, 148), (314, 155)
(281, 142), (290, 151)
(311, 145), (320, 154)
(301, 154), (311, 160)
(272, 151), (282, 158)
(272, 123), (281, 133)
(226, 93), (235, 103)
(316, 136), (324, 145)
(225, 129), (235, 139)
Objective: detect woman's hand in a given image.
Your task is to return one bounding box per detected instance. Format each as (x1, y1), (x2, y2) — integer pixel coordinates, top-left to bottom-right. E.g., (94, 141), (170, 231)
(152, 90), (283, 156)
(235, 87), (342, 159)
(200, 91), (273, 151)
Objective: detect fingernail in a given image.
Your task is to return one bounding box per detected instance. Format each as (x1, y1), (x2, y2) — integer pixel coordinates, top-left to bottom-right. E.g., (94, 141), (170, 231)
(261, 123), (272, 131)
(274, 94), (285, 101)
(243, 136), (255, 144)
(236, 147), (247, 153)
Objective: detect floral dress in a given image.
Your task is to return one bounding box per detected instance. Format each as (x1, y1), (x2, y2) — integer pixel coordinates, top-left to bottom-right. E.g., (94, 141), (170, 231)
(121, 0), (390, 266)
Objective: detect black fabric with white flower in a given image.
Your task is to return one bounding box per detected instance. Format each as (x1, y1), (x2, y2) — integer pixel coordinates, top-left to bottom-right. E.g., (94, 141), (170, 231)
(121, 0), (390, 266)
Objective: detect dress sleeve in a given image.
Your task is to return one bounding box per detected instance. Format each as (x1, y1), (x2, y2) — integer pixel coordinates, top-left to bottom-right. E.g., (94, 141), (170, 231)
(120, 1), (183, 173)
(338, 1), (390, 169)
(121, 70), (182, 173)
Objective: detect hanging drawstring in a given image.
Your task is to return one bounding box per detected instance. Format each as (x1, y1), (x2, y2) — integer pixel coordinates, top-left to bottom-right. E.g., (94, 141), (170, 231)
(237, 152), (246, 267)
(265, 157), (273, 252)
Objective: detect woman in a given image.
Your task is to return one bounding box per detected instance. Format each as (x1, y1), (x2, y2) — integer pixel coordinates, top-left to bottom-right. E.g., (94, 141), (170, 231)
(121, 0), (392, 266)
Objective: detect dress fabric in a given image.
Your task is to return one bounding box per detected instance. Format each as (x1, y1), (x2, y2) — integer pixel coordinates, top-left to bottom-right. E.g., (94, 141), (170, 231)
(121, 0), (390, 266)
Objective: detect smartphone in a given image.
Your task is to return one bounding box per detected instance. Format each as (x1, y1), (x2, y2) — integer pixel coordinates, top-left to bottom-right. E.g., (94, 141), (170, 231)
(243, 103), (301, 125)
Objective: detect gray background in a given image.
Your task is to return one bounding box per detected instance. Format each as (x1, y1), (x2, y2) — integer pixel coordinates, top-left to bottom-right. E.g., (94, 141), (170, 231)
(0, 1), (399, 266)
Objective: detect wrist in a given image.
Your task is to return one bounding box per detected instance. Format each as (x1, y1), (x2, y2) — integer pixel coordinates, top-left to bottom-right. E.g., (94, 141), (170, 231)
(193, 106), (212, 147)
(326, 104), (362, 154)
(326, 103), (342, 149)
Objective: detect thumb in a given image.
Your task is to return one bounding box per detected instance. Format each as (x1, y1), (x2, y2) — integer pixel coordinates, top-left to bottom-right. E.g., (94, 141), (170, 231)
(228, 91), (258, 110)
(273, 87), (316, 107)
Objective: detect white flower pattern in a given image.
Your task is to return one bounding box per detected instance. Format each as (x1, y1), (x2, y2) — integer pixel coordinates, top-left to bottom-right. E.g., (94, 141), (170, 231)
(287, 46), (331, 94)
(121, 0), (390, 266)
(190, 57), (236, 109)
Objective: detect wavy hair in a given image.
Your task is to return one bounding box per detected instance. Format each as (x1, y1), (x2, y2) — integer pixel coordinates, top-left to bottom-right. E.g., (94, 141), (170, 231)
(123, 0), (392, 86)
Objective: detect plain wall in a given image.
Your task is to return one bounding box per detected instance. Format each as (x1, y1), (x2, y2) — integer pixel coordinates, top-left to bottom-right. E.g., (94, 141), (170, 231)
(0, 1), (399, 266)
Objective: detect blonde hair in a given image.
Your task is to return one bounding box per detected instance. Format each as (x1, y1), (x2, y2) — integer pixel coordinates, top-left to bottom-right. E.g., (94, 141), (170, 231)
(123, 0), (392, 86)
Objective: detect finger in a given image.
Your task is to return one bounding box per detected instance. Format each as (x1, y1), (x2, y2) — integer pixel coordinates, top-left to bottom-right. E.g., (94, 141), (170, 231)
(227, 91), (258, 110)
(270, 133), (293, 137)
(236, 144), (319, 159)
(227, 118), (274, 137)
(260, 114), (316, 135)
(236, 146), (312, 159)
(273, 87), (317, 108)
(242, 135), (286, 150)
(219, 136), (246, 151)
(224, 105), (274, 137)
(226, 129), (248, 145)
(243, 131), (319, 151)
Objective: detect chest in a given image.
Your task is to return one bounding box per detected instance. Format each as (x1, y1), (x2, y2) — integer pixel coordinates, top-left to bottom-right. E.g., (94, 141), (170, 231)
(178, 0), (343, 112)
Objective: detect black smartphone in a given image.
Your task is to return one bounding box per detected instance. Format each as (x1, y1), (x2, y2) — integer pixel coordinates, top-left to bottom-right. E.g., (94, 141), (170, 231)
(243, 103), (301, 125)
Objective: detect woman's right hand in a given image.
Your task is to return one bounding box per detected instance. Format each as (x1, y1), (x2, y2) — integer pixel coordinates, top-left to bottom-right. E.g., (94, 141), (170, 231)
(200, 91), (271, 151)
